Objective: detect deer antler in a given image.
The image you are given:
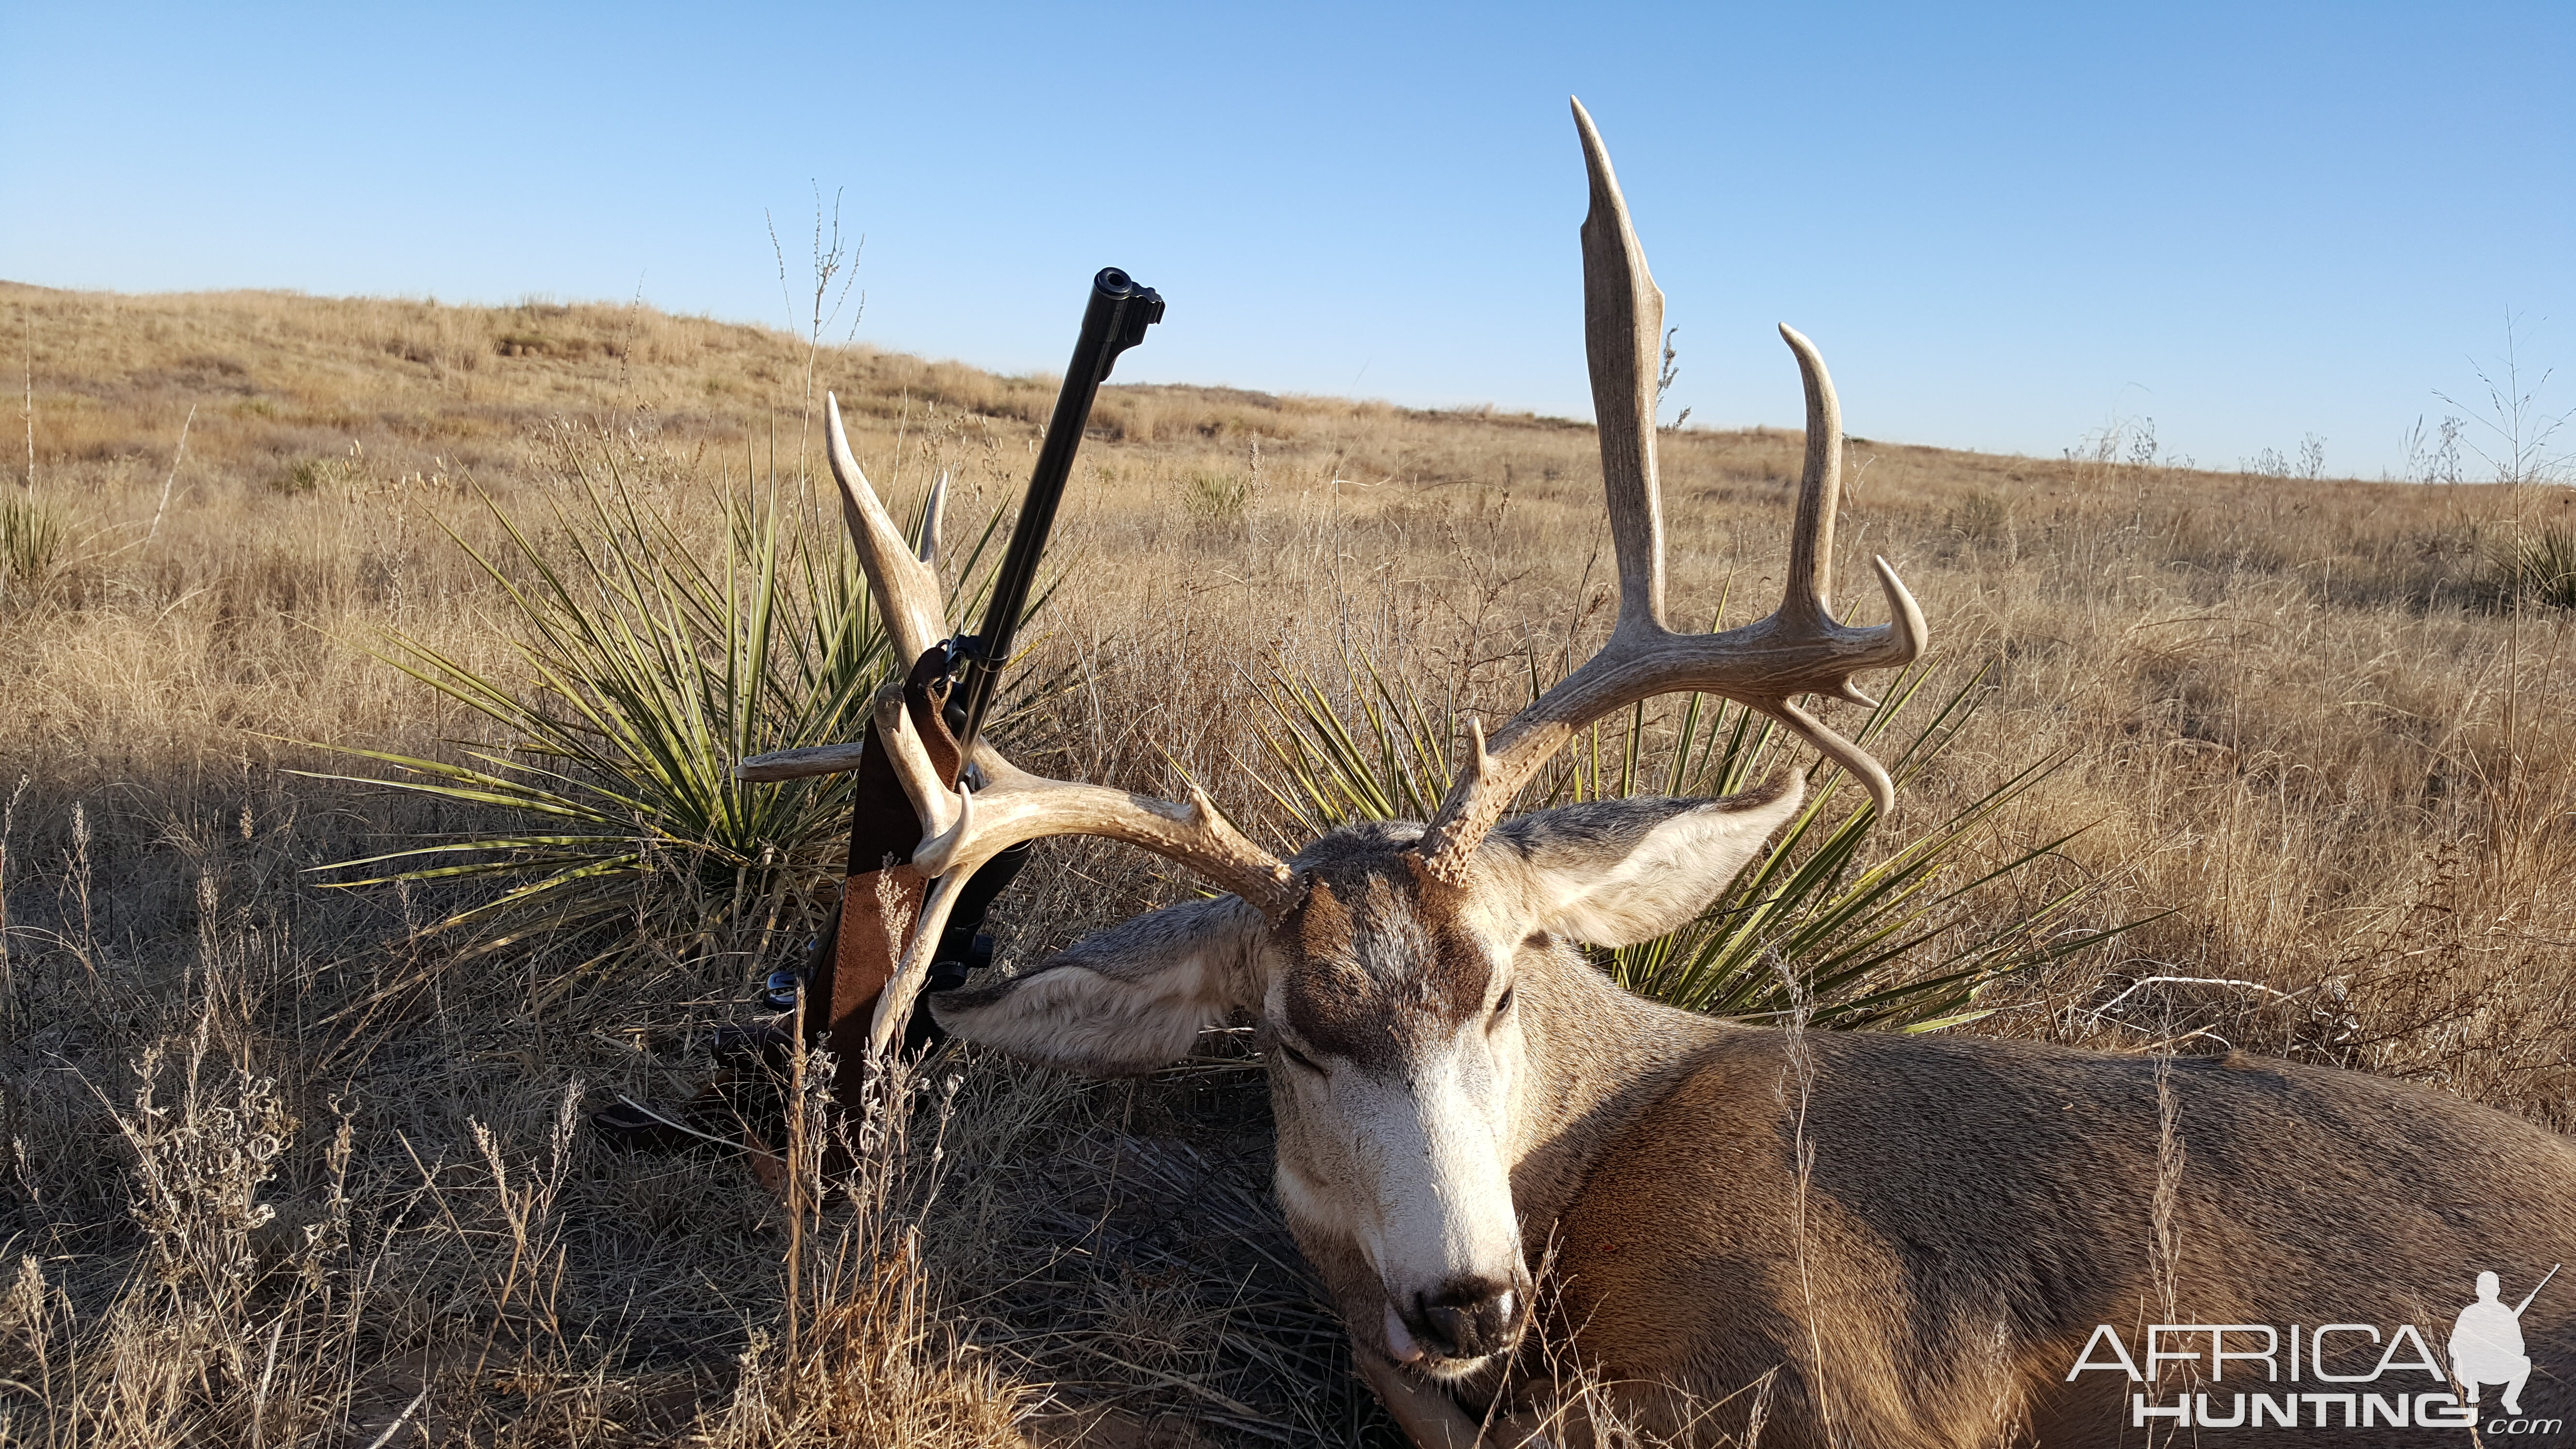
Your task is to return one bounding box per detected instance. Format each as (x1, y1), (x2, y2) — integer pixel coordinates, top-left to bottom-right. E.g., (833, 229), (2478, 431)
(743, 397), (1303, 1055)
(865, 696), (1300, 1052)
(858, 708), (1298, 1061)
(827, 394), (949, 672)
(1413, 99), (1927, 883)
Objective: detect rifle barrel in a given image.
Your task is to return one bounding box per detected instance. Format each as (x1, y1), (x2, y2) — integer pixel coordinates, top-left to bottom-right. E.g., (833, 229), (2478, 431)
(951, 267), (1162, 751)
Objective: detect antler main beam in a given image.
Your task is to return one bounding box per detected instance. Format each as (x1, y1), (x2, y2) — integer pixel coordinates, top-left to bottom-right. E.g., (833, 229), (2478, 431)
(1413, 100), (1927, 882)
(863, 692), (1300, 1056)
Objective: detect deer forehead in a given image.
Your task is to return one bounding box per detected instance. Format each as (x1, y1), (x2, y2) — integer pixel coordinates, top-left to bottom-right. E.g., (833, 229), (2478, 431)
(1271, 849), (1518, 1072)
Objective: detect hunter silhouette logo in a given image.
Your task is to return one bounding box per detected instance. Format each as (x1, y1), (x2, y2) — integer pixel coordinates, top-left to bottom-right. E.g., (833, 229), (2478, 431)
(2454, 1266), (2557, 1418)
(2066, 1263), (2563, 1433)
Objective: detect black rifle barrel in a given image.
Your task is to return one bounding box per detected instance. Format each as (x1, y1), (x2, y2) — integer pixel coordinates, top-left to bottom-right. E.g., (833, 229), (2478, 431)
(950, 266), (1162, 752)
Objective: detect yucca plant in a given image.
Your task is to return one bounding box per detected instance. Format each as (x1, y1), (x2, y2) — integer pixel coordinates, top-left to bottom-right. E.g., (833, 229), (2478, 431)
(1, 491), (67, 599)
(2495, 522), (2576, 611)
(307, 444), (1011, 979)
(1255, 655), (2136, 1030)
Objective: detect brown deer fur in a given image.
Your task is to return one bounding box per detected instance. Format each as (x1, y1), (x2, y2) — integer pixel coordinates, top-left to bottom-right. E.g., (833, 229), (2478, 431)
(936, 795), (2576, 1446)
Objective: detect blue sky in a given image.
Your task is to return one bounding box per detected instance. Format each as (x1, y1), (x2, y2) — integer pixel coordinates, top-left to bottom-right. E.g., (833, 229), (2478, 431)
(2, 1), (2568, 475)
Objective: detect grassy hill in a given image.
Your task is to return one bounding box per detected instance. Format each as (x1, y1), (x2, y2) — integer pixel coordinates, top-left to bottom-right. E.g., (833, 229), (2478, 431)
(3, 281), (2571, 1445)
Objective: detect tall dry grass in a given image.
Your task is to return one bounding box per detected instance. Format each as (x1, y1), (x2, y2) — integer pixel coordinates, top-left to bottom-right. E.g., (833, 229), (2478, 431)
(2, 278), (2573, 1445)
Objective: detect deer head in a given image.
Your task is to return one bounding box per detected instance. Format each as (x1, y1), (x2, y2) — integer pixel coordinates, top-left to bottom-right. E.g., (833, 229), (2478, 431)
(756, 97), (1925, 1379)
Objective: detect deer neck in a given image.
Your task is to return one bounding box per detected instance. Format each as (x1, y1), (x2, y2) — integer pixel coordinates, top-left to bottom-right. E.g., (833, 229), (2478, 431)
(1502, 946), (1724, 1231)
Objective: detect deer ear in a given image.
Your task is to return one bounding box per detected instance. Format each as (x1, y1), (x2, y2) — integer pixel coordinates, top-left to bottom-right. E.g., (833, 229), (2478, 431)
(928, 892), (1268, 1075)
(1483, 774), (1804, 948)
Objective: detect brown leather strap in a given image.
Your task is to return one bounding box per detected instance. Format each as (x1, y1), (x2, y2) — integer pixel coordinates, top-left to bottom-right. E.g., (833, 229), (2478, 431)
(827, 863), (928, 1055)
(814, 649), (962, 1082)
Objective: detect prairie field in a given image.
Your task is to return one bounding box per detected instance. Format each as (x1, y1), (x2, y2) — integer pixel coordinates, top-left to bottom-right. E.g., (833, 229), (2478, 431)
(1, 279), (2573, 1446)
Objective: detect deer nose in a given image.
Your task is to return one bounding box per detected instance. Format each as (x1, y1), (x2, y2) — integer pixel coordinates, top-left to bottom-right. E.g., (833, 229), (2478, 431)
(1418, 1277), (1525, 1360)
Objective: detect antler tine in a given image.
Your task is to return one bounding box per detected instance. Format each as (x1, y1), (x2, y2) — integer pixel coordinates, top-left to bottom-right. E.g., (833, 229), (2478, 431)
(1772, 697), (1895, 818)
(917, 470), (947, 567)
(1572, 96), (1669, 638)
(1413, 105), (1931, 879)
(735, 443), (950, 787)
(864, 697), (1304, 1058)
(869, 872), (965, 1059)
(1779, 324), (1840, 631)
(872, 684), (964, 842)
(826, 393), (949, 669)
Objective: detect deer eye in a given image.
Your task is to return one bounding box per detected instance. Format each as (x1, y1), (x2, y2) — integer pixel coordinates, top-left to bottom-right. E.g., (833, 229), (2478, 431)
(1492, 986), (1515, 1020)
(1275, 1040), (1326, 1075)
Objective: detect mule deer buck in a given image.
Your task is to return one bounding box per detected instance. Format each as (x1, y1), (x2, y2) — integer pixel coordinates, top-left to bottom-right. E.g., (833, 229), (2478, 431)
(772, 100), (2576, 1447)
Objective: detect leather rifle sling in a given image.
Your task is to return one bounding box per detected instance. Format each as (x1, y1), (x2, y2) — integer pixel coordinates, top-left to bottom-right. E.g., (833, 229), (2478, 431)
(810, 647), (960, 1099)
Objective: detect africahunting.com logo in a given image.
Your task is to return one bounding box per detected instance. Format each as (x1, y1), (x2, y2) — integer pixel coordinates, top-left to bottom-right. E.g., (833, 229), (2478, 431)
(2066, 1266), (2561, 1435)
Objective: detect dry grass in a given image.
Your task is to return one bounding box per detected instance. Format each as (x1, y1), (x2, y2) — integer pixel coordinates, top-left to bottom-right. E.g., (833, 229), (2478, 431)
(3, 278), (2574, 1446)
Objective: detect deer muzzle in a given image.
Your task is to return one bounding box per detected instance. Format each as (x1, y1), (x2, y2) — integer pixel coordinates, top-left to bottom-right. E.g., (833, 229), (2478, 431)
(1409, 1273), (1530, 1363)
